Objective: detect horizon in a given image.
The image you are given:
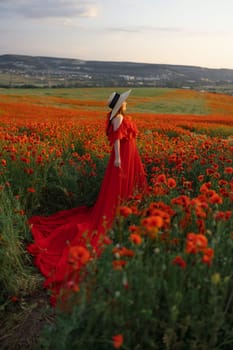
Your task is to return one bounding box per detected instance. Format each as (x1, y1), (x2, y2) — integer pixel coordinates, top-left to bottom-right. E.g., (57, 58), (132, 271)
(1, 0), (233, 70)
(2, 53), (233, 72)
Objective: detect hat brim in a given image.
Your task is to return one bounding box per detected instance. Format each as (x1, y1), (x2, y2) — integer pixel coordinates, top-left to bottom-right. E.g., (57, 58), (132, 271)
(109, 89), (131, 120)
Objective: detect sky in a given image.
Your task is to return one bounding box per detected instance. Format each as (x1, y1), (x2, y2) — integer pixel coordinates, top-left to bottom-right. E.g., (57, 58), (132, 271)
(1, 0), (233, 69)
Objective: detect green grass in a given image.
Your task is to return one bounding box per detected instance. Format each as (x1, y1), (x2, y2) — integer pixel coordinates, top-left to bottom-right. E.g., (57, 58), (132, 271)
(0, 87), (210, 115)
(132, 99), (209, 114)
(0, 87), (169, 99)
(132, 94), (210, 115)
(194, 125), (233, 138)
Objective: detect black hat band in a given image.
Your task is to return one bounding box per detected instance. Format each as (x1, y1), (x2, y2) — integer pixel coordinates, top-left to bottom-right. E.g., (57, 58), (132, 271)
(109, 93), (120, 109)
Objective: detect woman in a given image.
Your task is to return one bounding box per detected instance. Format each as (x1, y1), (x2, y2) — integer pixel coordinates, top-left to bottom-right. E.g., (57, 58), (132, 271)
(28, 89), (147, 303)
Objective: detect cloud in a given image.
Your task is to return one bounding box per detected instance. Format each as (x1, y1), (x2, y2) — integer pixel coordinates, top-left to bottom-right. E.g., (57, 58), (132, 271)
(105, 25), (226, 38)
(0, 0), (98, 19)
(106, 26), (184, 34)
(107, 27), (140, 33)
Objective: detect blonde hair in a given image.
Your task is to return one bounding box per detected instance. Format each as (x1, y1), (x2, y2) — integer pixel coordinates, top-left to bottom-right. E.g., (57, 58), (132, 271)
(113, 104), (125, 118)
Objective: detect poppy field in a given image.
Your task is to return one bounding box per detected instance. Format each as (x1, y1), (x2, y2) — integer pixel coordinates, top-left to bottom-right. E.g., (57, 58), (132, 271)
(0, 87), (233, 349)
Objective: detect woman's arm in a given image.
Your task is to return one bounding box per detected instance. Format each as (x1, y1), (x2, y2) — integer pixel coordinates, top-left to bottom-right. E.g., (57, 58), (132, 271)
(114, 139), (121, 167)
(112, 114), (123, 168)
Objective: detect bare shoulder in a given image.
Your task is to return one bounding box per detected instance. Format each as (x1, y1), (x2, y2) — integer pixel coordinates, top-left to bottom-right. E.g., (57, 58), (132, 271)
(112, 114), (123, 131)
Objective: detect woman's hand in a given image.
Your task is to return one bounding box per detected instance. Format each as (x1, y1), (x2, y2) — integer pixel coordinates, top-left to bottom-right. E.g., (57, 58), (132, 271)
(114, 158), (121, 168)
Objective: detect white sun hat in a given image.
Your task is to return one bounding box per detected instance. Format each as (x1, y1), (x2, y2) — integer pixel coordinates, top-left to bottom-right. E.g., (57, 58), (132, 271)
(107, 89), (131, 120)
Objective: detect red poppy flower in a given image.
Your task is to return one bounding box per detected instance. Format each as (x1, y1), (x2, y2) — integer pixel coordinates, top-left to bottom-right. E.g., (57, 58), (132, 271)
(112, 334), (124, 348)
(224, 167), (233, 174)
(167, 177), (177, 189)
(129, 233), (142, 245)
(112, 260), (127, 270)
(68, 245), (90, 266)
(172, 255), (187, 269)
(119, 206), (133, 217)
(27, 187), (36, 193)
(202, 248), (214, 265)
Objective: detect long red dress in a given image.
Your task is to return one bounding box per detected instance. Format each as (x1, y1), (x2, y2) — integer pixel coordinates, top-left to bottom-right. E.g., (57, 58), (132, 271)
(28, 114), (147, 302)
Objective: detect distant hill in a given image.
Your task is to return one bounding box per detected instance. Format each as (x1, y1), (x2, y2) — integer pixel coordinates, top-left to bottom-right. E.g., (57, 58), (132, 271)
(1, 54), (233, 92)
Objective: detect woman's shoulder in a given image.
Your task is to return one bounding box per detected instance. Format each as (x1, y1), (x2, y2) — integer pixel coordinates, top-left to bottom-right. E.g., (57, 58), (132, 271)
(113, 113), (124, 121)
(112, 113), (124, 130)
